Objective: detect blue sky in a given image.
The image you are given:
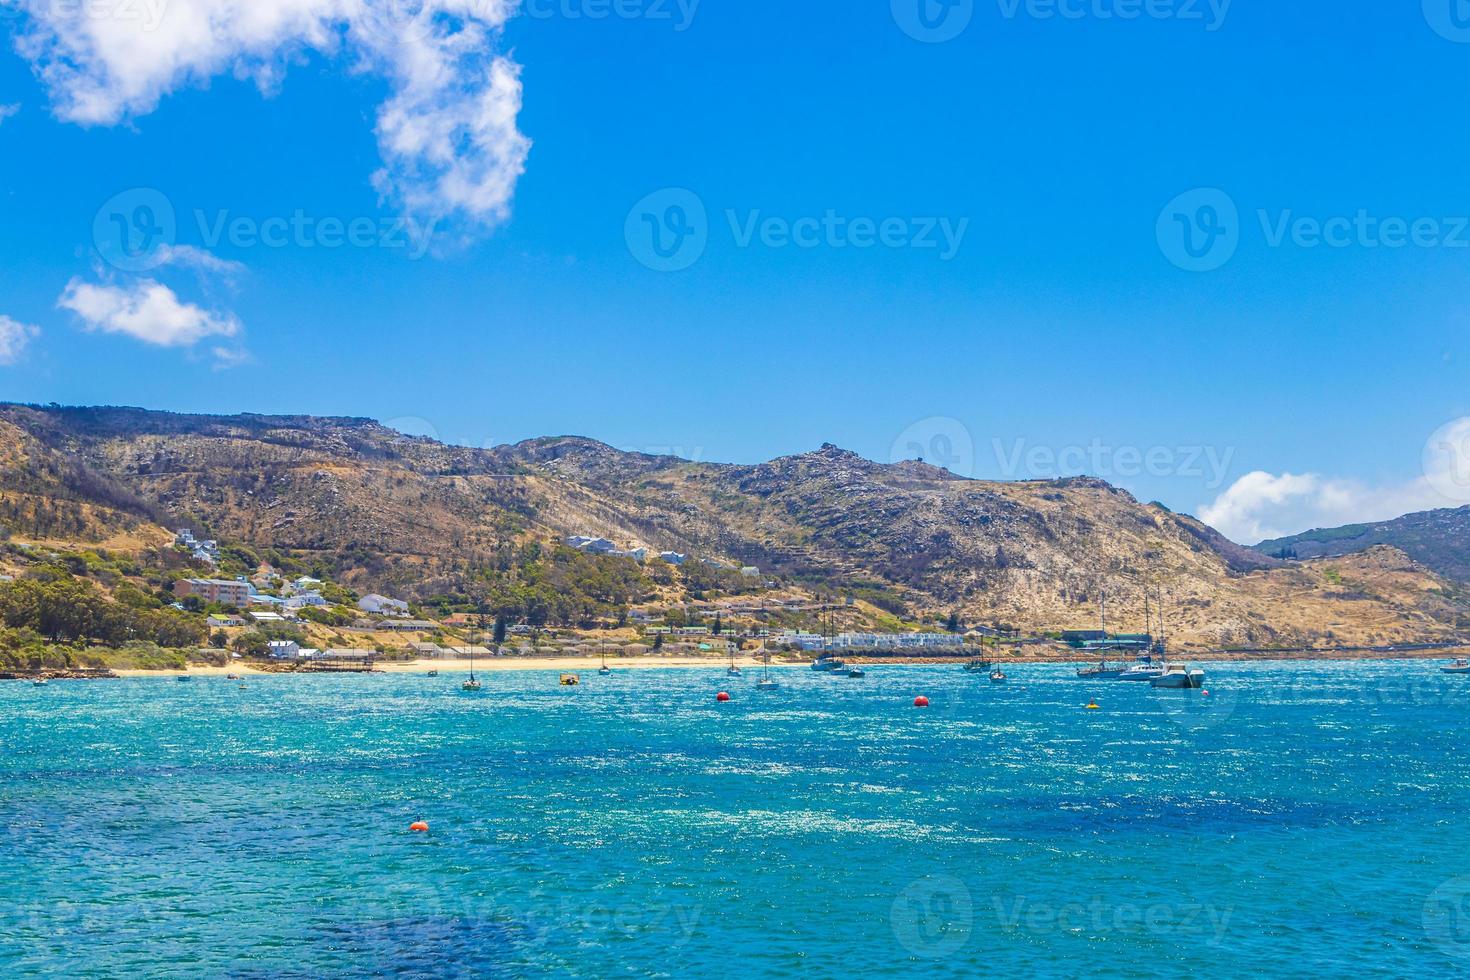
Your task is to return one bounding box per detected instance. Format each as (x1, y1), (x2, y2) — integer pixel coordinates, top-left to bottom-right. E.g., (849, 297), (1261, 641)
(1, 1), (1469, 543)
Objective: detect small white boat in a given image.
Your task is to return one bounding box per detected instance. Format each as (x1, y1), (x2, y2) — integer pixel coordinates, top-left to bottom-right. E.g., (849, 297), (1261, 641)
(989, 668), (1007, 684)
(756, 653), (780, 690)
(32, 676), (48, 687)
(1150, 664), (1205, 689)
(847, 666), (866, 678)
(599, 665), (612, 676)
(1441, 659), (1470, 675)
(462, 677), (482, 691)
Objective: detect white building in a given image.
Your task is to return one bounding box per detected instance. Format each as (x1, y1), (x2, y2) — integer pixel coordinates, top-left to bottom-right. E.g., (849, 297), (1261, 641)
(358, 593), (410, 616)
(267, 640), (301, 659)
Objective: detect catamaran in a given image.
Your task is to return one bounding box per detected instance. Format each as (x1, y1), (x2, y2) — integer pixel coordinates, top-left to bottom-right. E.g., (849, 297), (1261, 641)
(1150, 664), (1205, 689)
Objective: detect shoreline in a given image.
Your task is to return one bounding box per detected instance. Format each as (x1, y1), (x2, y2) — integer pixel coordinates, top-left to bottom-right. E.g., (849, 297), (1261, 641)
(89, 646), (1470, 677)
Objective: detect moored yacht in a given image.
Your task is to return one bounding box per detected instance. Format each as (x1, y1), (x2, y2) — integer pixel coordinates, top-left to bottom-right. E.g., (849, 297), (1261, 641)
(810, 654), (847, 672)
(1116, 657), (1166, 682)
(1441, 658), (1470, 675)
(1149, 664), (1205, 689)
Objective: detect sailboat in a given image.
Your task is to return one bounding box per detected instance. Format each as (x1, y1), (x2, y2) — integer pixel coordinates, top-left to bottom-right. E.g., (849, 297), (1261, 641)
(599, 641), (612, 676)
(461, 617), (483, 691)
(1075, 590), (1125, 679)
(989, 659), (1007, 683)
(727, 647), (742, 677)
(756, 650), (780, 690)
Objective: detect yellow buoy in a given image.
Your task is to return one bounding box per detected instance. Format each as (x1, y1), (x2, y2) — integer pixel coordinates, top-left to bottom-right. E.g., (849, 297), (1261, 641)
(1086, 700), (1100, 710)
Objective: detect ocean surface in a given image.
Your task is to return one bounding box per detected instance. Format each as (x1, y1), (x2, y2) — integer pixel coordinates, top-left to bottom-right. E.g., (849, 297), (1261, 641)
(3, 660), (1469, 977)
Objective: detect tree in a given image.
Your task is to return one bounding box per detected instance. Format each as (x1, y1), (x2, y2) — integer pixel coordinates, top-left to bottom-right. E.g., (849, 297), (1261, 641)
(712, 612), (722, 635)
(493, 614), (508, 647)
(653, 633), (664, 651)
(210, 630), (229, 649)
(945, 611), (961, 633)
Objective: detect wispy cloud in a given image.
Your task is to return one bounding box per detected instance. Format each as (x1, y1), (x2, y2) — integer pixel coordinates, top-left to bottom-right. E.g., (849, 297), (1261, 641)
(1199, 420), (1470, 543)
(0, 315), (40, 365)
(59, 277), (240, 348)
(13, 0), (530, 235)
(0, 104), (19, 126)
(156, 243), (248, 279)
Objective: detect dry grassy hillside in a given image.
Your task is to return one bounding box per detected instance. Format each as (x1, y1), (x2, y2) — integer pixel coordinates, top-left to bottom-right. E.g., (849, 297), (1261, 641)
(1, 404), (1465, 651)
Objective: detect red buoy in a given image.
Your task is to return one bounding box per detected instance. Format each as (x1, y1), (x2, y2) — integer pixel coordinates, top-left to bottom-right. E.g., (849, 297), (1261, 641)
(716, 691), (731, 702)
(913, 696), (930, 708)
(409, 821), (429, 833)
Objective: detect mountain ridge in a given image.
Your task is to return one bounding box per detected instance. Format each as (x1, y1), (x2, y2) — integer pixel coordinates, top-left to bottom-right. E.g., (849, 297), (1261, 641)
(1, 402), (1465, 650)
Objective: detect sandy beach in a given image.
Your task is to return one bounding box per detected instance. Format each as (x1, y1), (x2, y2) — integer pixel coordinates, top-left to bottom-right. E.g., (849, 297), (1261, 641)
(103, 646), (1470, 677)
(113, 656), (784, 677)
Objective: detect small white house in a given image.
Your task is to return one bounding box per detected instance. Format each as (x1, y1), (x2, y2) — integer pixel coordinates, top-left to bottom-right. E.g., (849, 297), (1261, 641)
(358, 593), (410, 616)
(267, 640), (301, 659)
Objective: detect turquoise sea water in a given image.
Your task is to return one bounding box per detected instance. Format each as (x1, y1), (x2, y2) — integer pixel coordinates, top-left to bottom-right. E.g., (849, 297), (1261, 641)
(3, 661), (1470, 977)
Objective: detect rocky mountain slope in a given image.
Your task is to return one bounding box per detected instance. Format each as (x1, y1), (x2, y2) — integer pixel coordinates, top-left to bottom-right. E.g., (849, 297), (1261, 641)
(1, 403), (1465, 650)
(1254, 506), (1470, 583)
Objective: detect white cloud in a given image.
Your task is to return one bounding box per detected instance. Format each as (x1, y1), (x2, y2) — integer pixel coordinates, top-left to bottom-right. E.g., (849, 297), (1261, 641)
(59, 277), (240, 347)
(157, 243), (248, 278)
(0, 104), (19, 125)
(209, 345), (253, 369)
(1199, 421), (1470, 543)
(12, 0), (529, 233)
(0, 316), (40, 365)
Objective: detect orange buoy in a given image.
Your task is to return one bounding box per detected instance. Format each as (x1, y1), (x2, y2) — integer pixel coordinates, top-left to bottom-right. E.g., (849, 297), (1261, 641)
(716, 691), (731, 702)
(409, 821), (429, 833)
(913, 696), (929, 708)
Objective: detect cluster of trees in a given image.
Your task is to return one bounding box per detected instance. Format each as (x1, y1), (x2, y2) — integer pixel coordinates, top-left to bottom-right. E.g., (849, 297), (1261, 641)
(0, 575), (205, 648)
(427, 544), (652, 629)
